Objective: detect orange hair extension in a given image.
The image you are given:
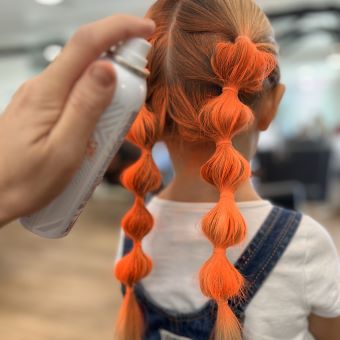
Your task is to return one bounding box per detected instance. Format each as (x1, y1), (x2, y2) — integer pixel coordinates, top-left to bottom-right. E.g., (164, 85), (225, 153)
(114, 106), (162, 340)
(198, 37), (277, 339)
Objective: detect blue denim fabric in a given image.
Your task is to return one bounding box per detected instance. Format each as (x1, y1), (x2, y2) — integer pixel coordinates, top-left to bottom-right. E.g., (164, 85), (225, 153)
(121, 206), (302, 340)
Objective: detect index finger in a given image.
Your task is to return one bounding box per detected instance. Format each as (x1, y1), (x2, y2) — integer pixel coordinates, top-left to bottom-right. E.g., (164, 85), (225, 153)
(42, 15), (155, 100)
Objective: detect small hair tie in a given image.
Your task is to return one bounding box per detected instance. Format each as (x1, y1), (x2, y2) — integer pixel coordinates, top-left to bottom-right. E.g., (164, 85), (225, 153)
(222, 86), (239, 95)
(217, 140), (232, 147)
(214, 248), (226, 255)
(141, 148), (152, 156)
(236, 35), (252, 43)
(134, 241), (142, 248)
(220, 190), (234, 200)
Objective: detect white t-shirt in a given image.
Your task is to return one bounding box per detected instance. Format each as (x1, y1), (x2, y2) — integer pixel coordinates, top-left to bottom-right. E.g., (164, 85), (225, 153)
(117, 198), (340, 340)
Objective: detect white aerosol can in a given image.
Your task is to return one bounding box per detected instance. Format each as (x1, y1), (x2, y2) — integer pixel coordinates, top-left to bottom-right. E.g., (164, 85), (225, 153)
(20, 38), (151, 238)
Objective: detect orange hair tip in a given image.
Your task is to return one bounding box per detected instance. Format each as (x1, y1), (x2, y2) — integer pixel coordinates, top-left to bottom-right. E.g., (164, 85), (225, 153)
(213, 301), (242, 340)
(115, 287), (144, 340)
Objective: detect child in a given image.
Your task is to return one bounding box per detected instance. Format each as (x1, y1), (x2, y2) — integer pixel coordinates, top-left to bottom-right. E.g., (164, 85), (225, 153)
(115, 0), (340, 339)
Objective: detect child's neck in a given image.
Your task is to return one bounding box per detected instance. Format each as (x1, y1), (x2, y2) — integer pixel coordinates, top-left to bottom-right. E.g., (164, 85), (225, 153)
(158, 175), (262, 203)
(161, 140), (262, 203)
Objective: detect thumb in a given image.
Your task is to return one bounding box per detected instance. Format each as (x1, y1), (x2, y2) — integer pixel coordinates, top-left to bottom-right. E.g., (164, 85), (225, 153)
(50, 60), (116, 157)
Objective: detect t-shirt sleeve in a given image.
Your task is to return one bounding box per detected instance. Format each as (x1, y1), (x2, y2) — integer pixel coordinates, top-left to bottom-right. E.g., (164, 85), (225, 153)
(304, 215), (340, 318)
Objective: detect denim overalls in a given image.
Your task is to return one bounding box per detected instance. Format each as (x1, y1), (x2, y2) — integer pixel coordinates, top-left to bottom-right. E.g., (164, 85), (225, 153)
(121, 206), (302, 340)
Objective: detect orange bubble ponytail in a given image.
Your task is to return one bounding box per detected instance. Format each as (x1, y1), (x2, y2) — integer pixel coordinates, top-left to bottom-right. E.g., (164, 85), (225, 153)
(114, 106), (162, 340)
(198, 36), (276, 339)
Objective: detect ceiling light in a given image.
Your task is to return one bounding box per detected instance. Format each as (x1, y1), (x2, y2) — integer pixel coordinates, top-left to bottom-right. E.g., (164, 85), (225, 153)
(35, 0), (64, 5)
(43, 45), (62, 62)
(327, 53), (340, 70)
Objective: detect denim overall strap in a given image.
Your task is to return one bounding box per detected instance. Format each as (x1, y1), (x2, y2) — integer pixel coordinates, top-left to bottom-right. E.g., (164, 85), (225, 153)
(122, 236), (134, 257)
(230, 206), (302, 323)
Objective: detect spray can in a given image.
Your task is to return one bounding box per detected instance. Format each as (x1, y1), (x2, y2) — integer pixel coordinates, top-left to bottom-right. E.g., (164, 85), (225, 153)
(20, 38), (151, 238)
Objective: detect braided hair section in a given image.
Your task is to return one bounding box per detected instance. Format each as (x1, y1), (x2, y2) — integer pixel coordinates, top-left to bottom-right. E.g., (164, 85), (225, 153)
(114, 106), (162, 340)
(198, 36), (277, 340)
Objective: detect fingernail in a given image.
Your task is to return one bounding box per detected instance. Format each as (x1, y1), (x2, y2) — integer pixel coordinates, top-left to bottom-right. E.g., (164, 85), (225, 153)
(90, 64), (115, 87)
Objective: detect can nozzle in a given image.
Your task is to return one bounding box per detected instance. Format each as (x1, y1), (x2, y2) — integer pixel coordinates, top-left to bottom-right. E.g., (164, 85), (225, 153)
(115, 38), (151, 70)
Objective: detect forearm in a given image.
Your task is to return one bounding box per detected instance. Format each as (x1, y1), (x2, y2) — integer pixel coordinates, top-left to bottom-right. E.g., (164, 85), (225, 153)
(0, 179), (14, 227)
(0, 212), (12, 227)
(309, 314), (340, 340)
(0, 138), (14, 226)
(0, 199), (13, 227)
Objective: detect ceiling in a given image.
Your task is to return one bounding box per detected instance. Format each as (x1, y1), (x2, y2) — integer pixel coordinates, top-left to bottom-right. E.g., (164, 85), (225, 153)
(0, 0), (155, 50)
(1, 0), (339, 126)
(0, 0), (340, 60)
(259, 0), (338, 11)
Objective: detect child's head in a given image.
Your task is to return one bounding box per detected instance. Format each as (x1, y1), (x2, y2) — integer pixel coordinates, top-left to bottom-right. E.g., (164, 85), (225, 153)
(115, 1), (284, 339)
(144, 0), (284, 160)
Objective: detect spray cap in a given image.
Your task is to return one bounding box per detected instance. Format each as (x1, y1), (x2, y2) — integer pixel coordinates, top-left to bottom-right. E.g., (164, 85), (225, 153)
(115, 38), (151, 70)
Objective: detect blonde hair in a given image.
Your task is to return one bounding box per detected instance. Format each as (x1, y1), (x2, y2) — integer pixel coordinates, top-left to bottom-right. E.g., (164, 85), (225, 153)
(115, 1), (279, 339)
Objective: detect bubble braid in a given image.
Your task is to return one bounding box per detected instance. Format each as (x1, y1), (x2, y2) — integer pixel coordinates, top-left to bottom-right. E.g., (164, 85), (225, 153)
(115, 106), (163, 340)
(198, 36), (277, 340)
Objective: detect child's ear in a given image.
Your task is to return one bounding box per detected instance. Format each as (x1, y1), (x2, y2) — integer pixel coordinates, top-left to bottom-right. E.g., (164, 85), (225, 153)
(257, 84), (285, 131)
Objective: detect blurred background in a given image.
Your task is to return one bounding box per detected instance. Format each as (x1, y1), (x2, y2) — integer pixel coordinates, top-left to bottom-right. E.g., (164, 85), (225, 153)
(0, 0), (339, 339)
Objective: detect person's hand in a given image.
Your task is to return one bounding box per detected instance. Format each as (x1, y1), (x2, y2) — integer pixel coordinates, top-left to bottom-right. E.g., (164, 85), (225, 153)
(0, 15), (155, 227)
